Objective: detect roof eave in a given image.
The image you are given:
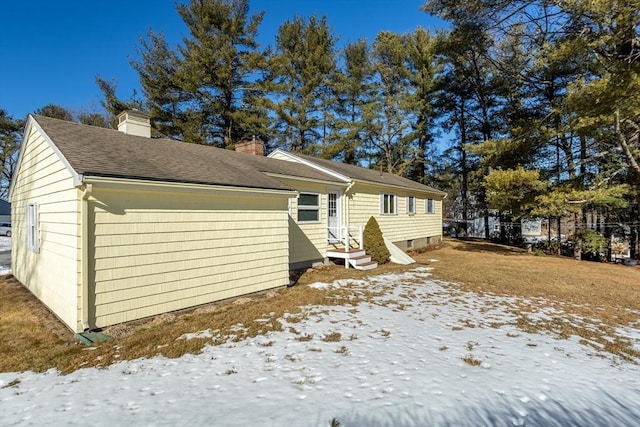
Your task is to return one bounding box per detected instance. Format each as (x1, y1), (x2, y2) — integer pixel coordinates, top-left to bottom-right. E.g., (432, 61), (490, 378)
(81, 175), (297, 197)
(352, 178), (447, 197)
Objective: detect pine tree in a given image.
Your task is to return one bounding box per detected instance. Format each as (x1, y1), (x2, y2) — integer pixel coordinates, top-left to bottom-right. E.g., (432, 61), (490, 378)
(128, 0), (269, 147)
(423, 0), (639, 255)
(404, 28), (440, 184)
(0, 109), (23, 198)
(33, 104), (73, 121)
(95, 76), (141, 128)
(266, 15), (337, 153)
(365, 31), (413, 174)
(325, 40), (375, 164)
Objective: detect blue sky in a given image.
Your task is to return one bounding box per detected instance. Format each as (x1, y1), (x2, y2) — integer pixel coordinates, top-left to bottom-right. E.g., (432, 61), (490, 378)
(0, 1), (446, 120)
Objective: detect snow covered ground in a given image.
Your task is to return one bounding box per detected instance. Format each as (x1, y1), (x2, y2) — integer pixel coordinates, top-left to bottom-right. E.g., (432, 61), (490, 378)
(1, 267), (639, 426)
(0, 236), (12, 252)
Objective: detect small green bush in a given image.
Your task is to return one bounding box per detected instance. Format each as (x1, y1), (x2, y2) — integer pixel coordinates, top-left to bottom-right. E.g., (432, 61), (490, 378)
(576, 228), (607, 254)
(363, 216), (390, 264)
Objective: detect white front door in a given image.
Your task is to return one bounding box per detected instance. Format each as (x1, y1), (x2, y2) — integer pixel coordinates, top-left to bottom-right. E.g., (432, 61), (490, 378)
(327, 190), (342, 243)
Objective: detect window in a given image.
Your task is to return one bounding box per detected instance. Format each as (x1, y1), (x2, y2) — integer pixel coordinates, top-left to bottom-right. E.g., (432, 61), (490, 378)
(406, 196), (416, 214)
(298, 193), (320, 222)
(426, 198), (435, 214)
(26, 203), (39, 253)
(380, 193), (397, 215)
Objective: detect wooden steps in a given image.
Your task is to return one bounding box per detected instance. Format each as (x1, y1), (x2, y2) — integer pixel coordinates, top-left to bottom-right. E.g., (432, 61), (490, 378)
(326, 247), (378, 270)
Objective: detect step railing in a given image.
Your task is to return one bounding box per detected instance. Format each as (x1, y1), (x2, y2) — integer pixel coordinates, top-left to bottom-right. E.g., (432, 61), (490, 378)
(327, 225), (365, 269)
(328, 225), (364, 250)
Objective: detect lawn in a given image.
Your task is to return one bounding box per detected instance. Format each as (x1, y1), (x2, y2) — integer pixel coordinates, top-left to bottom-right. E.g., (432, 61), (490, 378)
(1, 238), (638, 375)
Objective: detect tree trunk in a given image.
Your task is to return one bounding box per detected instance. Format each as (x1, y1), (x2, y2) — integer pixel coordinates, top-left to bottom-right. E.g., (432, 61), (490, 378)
(557, 217), (562, 256)
(573, 208), (583, 261)
(484, 209), (490, 240)
(499, 211), (506, 243)
(459, 102), (469, 236)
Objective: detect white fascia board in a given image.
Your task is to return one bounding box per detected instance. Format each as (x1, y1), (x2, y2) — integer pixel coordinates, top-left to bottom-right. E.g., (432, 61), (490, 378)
(268, 149), (351, 183)
(352, 179), (447, 198)
(9, 116), (83, 198)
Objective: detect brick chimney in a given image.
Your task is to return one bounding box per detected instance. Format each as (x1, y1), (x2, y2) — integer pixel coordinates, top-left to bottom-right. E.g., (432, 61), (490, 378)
(235, 136), (265, 156)
(117, 110), (151, 138)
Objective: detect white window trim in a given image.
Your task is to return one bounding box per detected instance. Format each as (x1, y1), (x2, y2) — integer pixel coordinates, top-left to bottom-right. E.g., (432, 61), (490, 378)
(406, 196), (416, 215)
(426, 198), (435, 214)
(26, 203), (39, 253)
(380, 193), (398, 215)
(297, 192), (321, 223)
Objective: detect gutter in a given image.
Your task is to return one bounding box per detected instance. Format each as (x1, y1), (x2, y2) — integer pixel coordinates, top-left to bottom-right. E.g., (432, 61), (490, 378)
(352, 178), (447, 198)
(80, 181), (93, 331)
(82, 175), (297, 198)
(344, 181), (356, 229)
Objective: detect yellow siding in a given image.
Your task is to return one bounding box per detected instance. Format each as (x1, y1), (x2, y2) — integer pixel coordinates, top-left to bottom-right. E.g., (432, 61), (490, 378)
(89, 187), (290, 327)
(348, 182), (443, 243)
(274, 178), (330, 266)
(10, 125), (80, 331)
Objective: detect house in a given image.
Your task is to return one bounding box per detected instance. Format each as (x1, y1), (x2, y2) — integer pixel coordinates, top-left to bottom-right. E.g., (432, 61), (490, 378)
(10, 111), (445, 333)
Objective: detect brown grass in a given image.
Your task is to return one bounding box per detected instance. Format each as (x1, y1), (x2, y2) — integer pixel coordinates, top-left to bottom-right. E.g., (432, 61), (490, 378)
(0, 275), (332, 374)
(462, 355), (483, 366)
(412, 238), (640, 360)
(1, 238), (639, 374)
(413, 239), (640, 311)
(322, 332), (342, 342)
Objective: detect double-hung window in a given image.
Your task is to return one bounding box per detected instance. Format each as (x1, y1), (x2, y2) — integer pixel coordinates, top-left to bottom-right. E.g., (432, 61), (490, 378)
(426, 198), (435, 214)
(406, 196), (416, 215)
(380, 193), (397, 215)
(26, 203), (39, 253)
(298, 193), (320, 222)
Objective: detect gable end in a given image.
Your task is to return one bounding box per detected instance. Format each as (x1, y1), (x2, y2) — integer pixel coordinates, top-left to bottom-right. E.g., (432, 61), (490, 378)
(9, 116), (82, 198)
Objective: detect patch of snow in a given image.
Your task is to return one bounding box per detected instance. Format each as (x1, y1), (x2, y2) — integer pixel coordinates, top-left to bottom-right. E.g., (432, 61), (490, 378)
(1, 269), (639, 426)
(0, 236), (11, 252)
(178, 330), (213, 340)
(0, 236), (11, 275)
(308, 281), (334, 290)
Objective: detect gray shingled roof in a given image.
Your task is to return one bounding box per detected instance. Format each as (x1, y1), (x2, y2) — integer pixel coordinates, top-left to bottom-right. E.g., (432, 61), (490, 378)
(33, 115), (342, 191)
(32, 115), (444, 196)
(235, 151), (346, 184)
(291, 152), (446, 196)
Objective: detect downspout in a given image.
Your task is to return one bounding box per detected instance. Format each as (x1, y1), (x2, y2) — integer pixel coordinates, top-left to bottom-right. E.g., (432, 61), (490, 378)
(344, 181), (355, 241)
(80, 183), (93, 331)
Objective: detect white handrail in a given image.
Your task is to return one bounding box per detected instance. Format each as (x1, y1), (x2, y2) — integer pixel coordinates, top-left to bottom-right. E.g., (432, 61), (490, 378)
(337, 225), (364, 250)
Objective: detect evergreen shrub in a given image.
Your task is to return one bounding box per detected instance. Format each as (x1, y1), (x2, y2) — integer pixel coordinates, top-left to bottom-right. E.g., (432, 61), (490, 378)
(363, 216), (390, 264)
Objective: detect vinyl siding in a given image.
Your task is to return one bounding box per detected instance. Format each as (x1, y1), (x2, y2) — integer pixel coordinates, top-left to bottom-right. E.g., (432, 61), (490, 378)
(10, 125), (80, 331)
(89, 187), (290, 327)
(348, 182), (443, 243)
(275, 178), (330, 266)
